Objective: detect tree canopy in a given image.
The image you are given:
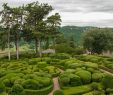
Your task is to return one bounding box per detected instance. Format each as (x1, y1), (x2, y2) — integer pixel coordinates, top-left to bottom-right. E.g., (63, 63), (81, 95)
(83, 28), (113, 54)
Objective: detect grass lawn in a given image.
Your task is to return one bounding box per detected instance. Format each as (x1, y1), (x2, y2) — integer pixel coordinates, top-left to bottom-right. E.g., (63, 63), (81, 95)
(63, 84), (91, 95)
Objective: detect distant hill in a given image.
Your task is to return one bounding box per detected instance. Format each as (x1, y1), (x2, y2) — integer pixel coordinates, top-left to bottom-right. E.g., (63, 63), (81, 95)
(59, 26), (113, 45)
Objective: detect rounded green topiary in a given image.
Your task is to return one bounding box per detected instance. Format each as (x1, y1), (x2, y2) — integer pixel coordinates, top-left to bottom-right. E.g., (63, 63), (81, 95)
(75, 70), (91, 84)
(69, 74), (82, 86)
(102, 75), (113, 89)
(0, 82), (5, 93)
(90, 82), (99, 90)
(92, 73), (103, 82)
(87, 68), (95, 73)
(39, 77), (51, 87)
(53, 90), (64, 95)
(22, 79), (41, 90)
(3, 79), (12, 87)
(11, 84), (24, 95)
(59, 76), (70, 86)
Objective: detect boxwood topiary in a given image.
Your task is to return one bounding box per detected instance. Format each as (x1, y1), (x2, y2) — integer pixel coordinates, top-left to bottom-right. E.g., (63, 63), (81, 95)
(3, 79), (13, 87)
(53, 90), (64, 95)
(75, 70), (91, 84)
(11, 84), (24, 95)
(22, 79), (42, 90)
(92, 73), (103, 82)
(69, 74), (82, 86)
(0, 82), (5, 93)
(101, 75), (113, 89)
(59, 76), (70, 86)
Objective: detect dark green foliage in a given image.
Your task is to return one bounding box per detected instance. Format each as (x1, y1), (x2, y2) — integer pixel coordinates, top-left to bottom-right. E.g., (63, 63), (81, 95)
(87, 68), (95, 73)
(59, 77), (70, 86)
(90, 82), (99, 90)
(54, 43), (74, 54)
(37, 62), (48, 68)
(0, 82), (5, 93)
(3, 79), (12, 87)
(69, 74), (82, 86)
(24, 84), (53, 95)
(0, 70), (6, 78)
(59, 73), (82, 87)
(50, 53), (71, 59)
(22, 79), (41, 90)
(102, 75), (113, 89)
(74, 48), (85, 55)
(92, 73), (103, 82)
(59, 26), (95, 45)
(11, 84), (24, 95)
(53, 90), (64, 95)
(83, 28), (113, 54)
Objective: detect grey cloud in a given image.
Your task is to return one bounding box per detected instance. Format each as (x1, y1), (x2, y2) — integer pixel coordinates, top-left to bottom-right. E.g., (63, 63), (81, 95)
(62, 19), (113, 27)
(0, 0), (113, 27)
(53, 0), (113, 13)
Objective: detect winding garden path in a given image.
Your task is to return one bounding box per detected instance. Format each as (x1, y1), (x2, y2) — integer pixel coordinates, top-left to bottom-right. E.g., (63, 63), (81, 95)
(48, 77), (60, 95)
(48, 69), (64, 95)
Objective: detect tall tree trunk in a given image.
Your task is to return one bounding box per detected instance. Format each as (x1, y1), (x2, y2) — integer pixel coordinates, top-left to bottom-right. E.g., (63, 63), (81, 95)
(38, 39), (42, 57)
(8, 29), (11, 61)
(45, 37), (49, 49)
(53, 37), (56, 48)
(35, 38), (38, 56)
(16, 34), (19, 60)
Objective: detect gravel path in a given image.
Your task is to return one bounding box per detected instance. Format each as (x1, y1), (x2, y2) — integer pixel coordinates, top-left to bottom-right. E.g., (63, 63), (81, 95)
(48, 69), (64, 95)
(48, 77), (60, 95)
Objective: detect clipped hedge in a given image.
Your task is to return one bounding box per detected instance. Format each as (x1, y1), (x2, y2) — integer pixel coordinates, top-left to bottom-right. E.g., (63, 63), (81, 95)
(11, 84), (24, 95)
(0, 82), (5, 93)
(75, 70), (91, 84)
(102, 75), (113, 89)
(50, 53), (71, 60)
(24, 84), (53, 95)
(59, 73), (82, 87)
(53, 90), (64, 95)
(92, 73), (104, 82)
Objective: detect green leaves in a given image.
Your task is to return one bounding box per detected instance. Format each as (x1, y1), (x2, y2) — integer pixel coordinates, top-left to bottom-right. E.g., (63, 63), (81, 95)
(83, 28), (113, 54)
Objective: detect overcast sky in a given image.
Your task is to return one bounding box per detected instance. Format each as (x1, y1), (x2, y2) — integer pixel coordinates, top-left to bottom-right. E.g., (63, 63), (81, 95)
(0, 0), (113, 27)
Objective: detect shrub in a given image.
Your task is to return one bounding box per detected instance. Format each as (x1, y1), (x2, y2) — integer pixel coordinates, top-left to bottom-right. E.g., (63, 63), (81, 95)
(59, 76), (70, 86)
(39, 78), (51, 87)
(37, 62), (47, 68)
(14, 79), (25, 85)
(24, 84), (53, 95)
(101, 75), (113, 89)
(87, 68), (95, 73)
(41, 57), (51, 64)
(11, 84), (24, 95)
(3, 79), (13, 87)
(54, 43), (74, 54)
(53, 90), (64, 95)
(67, 63), (82, 69)
(0, 82), (5, 93)
(50, 53), (71, 59)
(84, 62), (98, 69)
(75, 70), (91, 84)
(22, 79), (41, 90)
(65, 69), (75, 73)
(90, 82), (99, 90)
(69, 74), (82, 86)
(59, 73), (82, 87)
(92, 73), (103, 82)
(0, 70), (6, 78)
(44, 66), (60, 77)
(28, 60), (38, 65)
(74, 48), (85, 55)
